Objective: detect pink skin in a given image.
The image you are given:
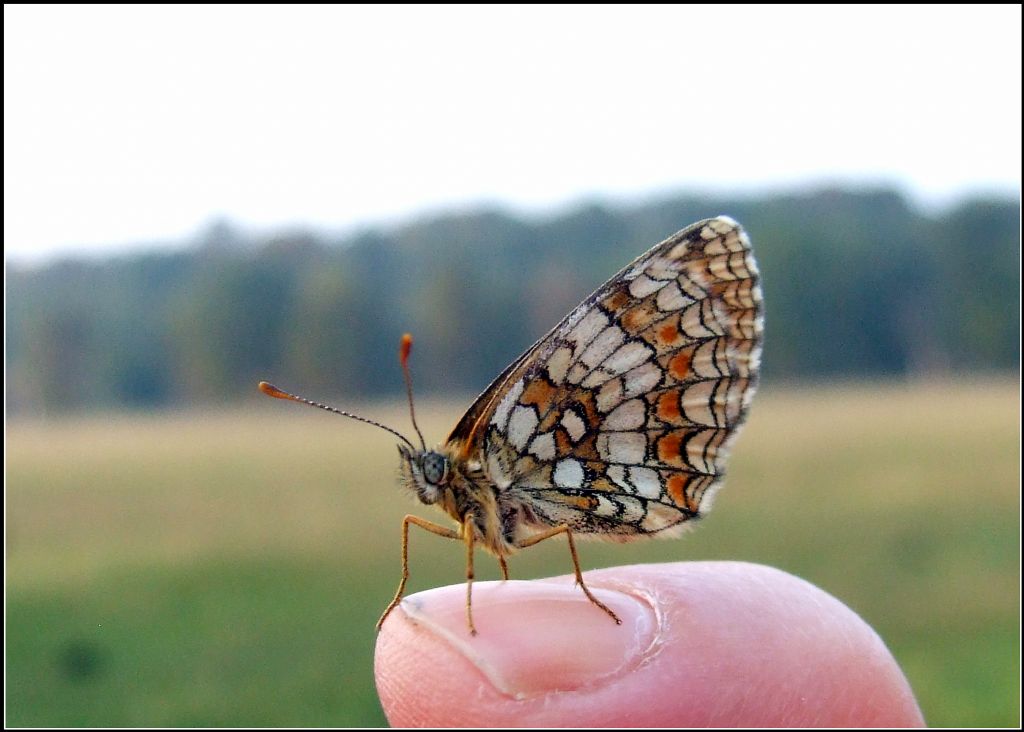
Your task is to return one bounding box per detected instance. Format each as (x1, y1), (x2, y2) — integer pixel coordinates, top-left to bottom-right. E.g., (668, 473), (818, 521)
(375, 561), (925, 727)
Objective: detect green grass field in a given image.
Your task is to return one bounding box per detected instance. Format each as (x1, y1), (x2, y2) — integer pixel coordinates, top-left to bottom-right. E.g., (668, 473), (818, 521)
(6, 380), (1020, 727)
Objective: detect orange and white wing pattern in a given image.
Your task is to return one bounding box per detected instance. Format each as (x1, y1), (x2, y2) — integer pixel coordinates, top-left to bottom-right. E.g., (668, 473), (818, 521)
(451, 216), (763, 542)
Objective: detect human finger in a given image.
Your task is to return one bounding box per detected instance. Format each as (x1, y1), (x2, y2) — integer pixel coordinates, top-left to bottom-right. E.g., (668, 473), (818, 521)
(374, 561), (924, 727)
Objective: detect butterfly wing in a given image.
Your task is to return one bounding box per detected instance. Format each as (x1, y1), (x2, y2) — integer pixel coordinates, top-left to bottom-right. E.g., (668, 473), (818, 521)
(448, 216), (763, 541)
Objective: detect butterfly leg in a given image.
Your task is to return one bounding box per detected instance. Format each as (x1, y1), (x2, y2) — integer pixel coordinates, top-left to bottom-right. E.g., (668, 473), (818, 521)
(516, 524), (622, 625)
(462, 514), (483, 635)
(498, 554), (510, 581)
(376, 514), (459, 631)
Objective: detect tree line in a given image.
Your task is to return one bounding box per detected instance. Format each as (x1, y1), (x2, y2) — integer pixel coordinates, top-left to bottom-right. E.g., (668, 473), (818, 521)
(6, 187), (1019, 414)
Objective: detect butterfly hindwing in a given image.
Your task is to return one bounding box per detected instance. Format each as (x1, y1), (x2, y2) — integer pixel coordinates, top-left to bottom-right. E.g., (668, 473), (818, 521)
(448, 216), (763, 541)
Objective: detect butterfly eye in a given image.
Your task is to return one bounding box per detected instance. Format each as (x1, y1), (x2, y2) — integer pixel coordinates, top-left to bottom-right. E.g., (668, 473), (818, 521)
(421, 452), (449, 486)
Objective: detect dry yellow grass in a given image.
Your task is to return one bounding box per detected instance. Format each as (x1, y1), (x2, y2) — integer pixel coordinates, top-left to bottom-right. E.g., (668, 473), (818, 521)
(8, 379), (1017, 582)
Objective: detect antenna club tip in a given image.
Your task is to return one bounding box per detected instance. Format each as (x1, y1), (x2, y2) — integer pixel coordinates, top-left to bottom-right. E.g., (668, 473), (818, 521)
(400, 333), (413, 364)
(258, 381), (290, 400)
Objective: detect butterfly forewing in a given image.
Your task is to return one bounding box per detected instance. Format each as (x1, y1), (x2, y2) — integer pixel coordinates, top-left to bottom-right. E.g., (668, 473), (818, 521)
(447, 216), (763, 542)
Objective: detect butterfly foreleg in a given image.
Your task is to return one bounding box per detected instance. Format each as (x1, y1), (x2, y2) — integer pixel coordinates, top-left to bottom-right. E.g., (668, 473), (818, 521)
(376, 514), (459, 631)
(516, 524), (622, 625)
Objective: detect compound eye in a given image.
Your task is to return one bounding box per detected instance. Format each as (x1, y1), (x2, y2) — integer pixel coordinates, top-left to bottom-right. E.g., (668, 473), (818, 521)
(421, 452), (449, 485)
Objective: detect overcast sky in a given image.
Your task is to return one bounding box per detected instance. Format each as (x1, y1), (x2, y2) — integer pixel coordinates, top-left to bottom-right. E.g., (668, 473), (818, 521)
(4, 5), (1021, 262)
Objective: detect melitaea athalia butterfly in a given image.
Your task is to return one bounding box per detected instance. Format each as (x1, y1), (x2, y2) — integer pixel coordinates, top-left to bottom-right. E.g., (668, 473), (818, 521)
(260, 216), (763, 634)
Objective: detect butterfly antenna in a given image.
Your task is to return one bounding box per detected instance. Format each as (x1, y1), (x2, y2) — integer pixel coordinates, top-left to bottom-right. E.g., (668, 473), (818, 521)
(399, 333), (427, 450)
(258, 381), (416, 450)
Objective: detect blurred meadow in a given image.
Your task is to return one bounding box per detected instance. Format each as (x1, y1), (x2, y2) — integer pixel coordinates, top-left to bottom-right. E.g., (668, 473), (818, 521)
(6, 380), (1020, 726)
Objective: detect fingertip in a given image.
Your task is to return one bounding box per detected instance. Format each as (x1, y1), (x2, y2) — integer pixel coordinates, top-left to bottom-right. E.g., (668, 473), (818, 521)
(376, 580), (655, 707)
(374, 562), (925, 727)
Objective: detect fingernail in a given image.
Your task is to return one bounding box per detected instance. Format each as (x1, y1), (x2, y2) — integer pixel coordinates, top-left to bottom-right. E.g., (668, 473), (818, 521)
(398, 580), (657, 699)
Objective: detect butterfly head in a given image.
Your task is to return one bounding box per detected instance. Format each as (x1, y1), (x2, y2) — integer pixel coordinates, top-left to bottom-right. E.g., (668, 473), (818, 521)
(398, 445), (450, 505)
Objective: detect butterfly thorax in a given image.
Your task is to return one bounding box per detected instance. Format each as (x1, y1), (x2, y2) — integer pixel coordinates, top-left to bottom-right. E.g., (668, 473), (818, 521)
(397, 443), (511, 555)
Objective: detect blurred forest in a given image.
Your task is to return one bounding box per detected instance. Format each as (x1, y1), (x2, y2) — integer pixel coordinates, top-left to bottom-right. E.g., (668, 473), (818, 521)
(6, 187), (1020, 415)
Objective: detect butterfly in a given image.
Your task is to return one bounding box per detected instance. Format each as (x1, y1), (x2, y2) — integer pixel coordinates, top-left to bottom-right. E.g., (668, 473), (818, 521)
(259, 215), (763, 635)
